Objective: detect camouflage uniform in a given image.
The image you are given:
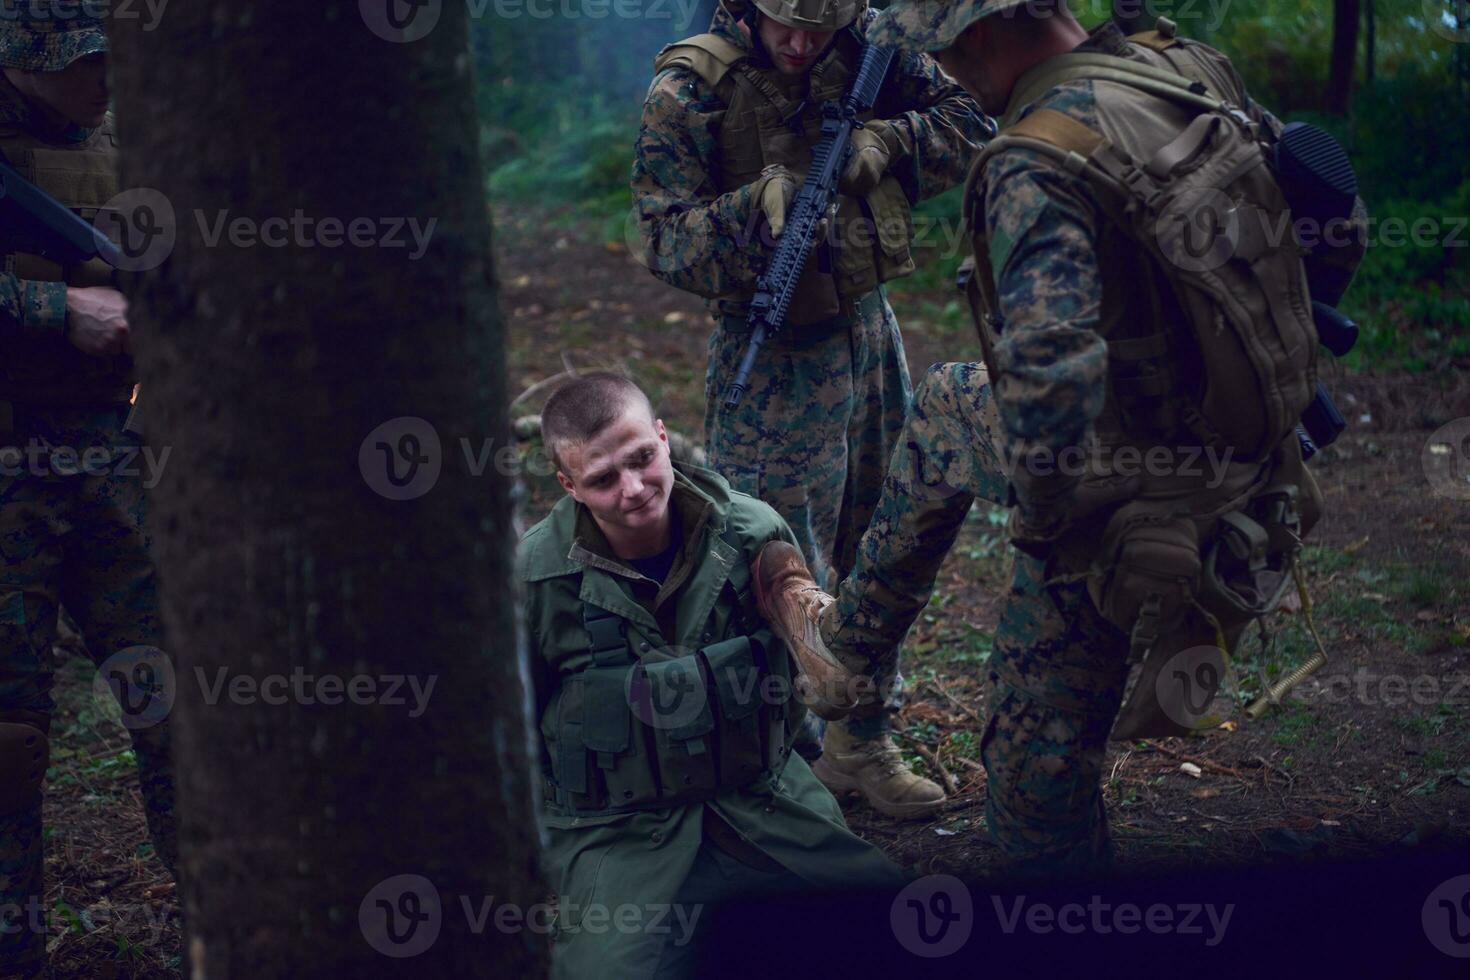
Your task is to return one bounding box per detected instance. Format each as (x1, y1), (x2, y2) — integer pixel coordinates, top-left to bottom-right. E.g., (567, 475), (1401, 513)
(0, 6), (176, 971)
(828, 0), (1348, 871)
(633, 1), (988, 739)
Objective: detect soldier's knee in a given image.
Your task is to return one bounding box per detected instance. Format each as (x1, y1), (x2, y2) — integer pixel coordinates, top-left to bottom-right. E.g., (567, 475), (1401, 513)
(914, 362), (961, 408)
(0, 711), (49, 818)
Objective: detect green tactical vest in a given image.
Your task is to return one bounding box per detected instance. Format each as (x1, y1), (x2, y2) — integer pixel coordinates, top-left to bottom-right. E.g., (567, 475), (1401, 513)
(654, 30), (915, 325)
(530, 471), (801, 817)
(0, 100), (133, 407)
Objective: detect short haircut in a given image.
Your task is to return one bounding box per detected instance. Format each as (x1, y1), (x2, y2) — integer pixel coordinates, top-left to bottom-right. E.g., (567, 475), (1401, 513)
(540, 372), (654, 474)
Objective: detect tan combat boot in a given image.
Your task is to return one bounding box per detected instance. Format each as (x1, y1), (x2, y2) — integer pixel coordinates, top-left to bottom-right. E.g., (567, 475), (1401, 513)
(750, 541), (860, 720)
(812, 719), (946, 820)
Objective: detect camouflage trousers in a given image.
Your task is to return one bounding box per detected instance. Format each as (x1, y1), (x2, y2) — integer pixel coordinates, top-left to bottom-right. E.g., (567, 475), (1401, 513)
(821, 362), (1132, 871)
(705, 287), (911, 711)
(0, 405), (177, 970)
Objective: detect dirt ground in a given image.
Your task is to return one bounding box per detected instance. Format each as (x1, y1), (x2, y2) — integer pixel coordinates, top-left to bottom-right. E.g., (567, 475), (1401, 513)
(492, 207), (1470, 879)
(28, 207), (1468, 978)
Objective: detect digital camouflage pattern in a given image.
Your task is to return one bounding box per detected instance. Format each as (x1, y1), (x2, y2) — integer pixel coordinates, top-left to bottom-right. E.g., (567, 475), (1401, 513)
(632, 4), (985, 302)
(635, 4), (986, 730)
(868, 0), (1032, 51)
(0, 13), (173, 964)
(816, 362), (1129, 870)
(978, 554), (1129, 870)
(703, 291), (910, 595)
(821, 19), (1356, 869)
(0, 409), (178, 971)
(0, 0), (107, 72)
(820, 362), (1007, 700)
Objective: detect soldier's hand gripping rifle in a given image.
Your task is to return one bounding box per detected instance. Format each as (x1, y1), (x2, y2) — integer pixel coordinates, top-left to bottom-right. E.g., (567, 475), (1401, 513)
(723, 41), (896, 408)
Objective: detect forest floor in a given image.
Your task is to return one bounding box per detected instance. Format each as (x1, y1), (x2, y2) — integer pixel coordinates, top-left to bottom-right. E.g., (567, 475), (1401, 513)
(27, 205), (1470, 978)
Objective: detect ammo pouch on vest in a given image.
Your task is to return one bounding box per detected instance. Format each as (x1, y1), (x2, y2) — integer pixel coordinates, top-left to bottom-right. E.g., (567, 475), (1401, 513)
(653, 32), (915, 326)
(546, 608), (788, 815)
(1098, 440), (1322, 739)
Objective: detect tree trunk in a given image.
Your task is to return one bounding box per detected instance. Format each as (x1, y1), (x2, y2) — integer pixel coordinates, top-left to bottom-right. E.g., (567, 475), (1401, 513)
(1327, 0), (1361, 113)
(107, 2), (546, 976)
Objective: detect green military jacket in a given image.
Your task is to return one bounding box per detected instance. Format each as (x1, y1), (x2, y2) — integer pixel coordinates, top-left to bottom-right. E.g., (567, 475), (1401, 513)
(518, 462), (901, 974)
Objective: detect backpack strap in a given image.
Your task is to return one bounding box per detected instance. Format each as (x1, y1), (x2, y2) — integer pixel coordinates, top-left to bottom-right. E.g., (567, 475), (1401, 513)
(653, 33), (747, 90)
(1002, 51), (1222, 128)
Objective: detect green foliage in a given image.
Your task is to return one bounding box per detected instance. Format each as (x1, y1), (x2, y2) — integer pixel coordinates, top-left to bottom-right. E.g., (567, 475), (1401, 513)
(488, 116), (637, 222)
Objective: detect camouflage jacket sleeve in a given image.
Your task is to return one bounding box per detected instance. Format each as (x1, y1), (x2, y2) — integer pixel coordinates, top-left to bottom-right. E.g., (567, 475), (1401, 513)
(631, 66), (771, 299)
(0, 269), (68, 347)
(980, 145), (1108, 513)
(875, 49), (990, 204)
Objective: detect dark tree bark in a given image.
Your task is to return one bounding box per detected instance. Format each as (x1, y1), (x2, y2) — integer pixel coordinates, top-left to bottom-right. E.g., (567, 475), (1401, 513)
(1327, 0), (1361, 113)
(107, 2), (545, 976)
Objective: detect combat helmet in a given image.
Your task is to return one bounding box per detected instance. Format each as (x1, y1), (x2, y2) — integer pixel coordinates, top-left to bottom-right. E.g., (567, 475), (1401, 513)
(753, 0), (863, 32)
(0, 0), (108, 72)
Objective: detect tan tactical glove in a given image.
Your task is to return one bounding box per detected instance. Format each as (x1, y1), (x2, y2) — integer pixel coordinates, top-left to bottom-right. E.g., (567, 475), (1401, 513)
(838, 120), (901, 197)
(752, 164), (798, 238)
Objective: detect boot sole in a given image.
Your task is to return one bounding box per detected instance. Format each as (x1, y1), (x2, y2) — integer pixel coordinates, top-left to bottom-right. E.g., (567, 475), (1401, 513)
(811, 758), (945, 820)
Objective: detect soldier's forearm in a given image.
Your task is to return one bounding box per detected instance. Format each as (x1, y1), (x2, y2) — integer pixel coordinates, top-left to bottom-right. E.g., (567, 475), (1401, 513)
(0, 274), (68, 345)
(636, 183), (768, 297)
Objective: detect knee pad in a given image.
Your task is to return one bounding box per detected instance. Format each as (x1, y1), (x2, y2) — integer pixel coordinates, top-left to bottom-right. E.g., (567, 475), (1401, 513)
(0, 713), (49, 818)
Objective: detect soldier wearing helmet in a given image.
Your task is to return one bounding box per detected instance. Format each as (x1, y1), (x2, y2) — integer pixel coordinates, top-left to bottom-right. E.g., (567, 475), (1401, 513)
(0, 2), (176, 972)
(631, 0), (989, 822)
(751, 0), (1368, 879)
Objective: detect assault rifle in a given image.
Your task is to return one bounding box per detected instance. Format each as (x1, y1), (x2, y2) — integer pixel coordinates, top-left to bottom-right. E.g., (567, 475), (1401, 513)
(0, 157), (124, 270)
(723, 40), (896, 408)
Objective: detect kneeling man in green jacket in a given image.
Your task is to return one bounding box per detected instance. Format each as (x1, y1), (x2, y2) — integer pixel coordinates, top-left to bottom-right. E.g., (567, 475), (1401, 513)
(519, 373), (903, 978)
